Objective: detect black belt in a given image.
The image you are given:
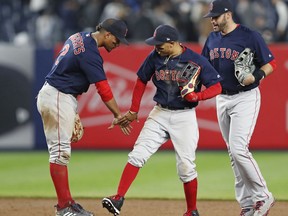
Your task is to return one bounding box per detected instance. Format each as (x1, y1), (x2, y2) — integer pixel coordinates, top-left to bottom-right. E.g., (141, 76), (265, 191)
(221, 88), (254, 95)
(157, 103), (193, 110)
(221, 89), (242, 95)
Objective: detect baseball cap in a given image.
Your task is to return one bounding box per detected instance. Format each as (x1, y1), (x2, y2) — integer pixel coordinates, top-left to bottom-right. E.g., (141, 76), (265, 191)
(101, 18), (129, 45)
(145, 25), (179, 45)
(203, 0), (233, 18)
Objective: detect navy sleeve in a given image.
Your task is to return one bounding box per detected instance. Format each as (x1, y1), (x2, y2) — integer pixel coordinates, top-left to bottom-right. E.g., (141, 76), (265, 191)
(199, 58), (222, 88)
(250, 31), (275, 67)
(201, 38), (210, 60)
(136, 52), (155, 82)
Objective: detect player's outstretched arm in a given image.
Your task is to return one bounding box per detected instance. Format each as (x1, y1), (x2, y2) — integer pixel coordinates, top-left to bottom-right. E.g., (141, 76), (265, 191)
(118, 110), (138, 127)
(108, 116), (132, 135)
(118, 77), (147, 127)
(95, 80), (132, 135)
(104, 98), (132, 135)
(184, 82), (222, 102)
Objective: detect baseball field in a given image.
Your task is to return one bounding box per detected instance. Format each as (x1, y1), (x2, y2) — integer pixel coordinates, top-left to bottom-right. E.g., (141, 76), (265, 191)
(1, 150), (287, 215)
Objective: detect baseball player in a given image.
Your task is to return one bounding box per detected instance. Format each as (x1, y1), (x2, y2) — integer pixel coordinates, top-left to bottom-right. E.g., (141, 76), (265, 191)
(36, 18), (130, 216)
(201, 0), (276, 216)
(102, 24), (222, 216)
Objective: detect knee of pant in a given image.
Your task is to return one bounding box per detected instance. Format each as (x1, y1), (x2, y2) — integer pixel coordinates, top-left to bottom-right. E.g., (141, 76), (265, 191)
(177, 162), (197, 183)
(179, 172), (198, 183)
(230, 146), (251, 162)
(127, 154), (146, 168)
(50, 151), (71, 166)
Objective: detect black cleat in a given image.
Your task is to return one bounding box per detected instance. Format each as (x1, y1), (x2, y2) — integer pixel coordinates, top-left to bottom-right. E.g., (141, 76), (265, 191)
(102, 195), (125, 215)
(55, 203), (94, 216)
(183, 210), (200, 216)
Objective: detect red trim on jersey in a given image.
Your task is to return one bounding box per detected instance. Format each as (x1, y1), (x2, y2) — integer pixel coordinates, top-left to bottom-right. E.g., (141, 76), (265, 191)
(129, 78), (147, 113)
(268, 59), (277, 71)
(197, 82), (222, 100)
(95, 80), (113, 102)
(180, 44), (187, 52)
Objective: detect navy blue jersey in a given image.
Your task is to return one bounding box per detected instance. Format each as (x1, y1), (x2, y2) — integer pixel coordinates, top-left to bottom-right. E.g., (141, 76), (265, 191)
(137, 46), (222, 108)
(46, 32), (107, 94)
(201, 25), (274, 91)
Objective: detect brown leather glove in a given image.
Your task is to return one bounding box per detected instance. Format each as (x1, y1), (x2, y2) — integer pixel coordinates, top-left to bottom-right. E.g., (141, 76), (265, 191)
(71, 113), (84, 143)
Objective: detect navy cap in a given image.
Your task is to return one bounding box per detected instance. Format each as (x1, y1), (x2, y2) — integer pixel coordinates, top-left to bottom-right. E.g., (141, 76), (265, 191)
(203, 0), (233, 18)
(145, 25), (179, 45)
(101, 18), (129, 45)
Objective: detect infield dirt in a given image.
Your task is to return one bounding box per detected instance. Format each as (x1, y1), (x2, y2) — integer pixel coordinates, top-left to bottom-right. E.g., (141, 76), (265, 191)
(0, 198), (287, 216)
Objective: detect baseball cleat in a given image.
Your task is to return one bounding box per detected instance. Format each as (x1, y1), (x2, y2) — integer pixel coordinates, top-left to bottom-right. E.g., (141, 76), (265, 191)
(102, 195), (124, 215)
(55, 203), (94, 216)
(253, 196), (275, 216)
(240, 207), (255, 216)
(183, 209), (200, 216)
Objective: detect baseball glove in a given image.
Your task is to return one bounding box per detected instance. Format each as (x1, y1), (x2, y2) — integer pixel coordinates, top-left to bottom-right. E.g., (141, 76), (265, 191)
(177, 61), (201, 98)
(234, 48), (256, 86)
(71, 113), (84, 143)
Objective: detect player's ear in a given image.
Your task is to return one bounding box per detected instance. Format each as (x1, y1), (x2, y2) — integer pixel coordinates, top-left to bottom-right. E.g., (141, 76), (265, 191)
(226, 11), (233, 20)
(104, 31), (111, 39)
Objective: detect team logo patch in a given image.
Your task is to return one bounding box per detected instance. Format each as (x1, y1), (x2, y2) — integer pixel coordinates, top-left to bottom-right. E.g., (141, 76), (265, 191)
(153, 26), (161, 38)
(153, 31), (157, 38)
(209, 2), (213, 12)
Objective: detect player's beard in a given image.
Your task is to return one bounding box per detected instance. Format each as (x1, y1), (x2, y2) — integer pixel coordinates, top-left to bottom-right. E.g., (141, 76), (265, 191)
(218, 17), (229, 34)
(212, 16), (228, 34)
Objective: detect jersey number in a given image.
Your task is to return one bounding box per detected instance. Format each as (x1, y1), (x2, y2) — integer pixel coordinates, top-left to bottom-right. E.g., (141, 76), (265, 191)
(55, 44), (70, 66)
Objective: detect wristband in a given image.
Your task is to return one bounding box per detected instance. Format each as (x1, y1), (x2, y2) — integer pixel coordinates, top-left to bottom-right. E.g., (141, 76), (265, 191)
(196, 92), (203, 101)
(253, 69), (266, 82)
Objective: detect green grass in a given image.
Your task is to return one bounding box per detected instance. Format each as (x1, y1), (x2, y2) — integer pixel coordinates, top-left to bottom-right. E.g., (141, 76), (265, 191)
(0, 150), (287, 200)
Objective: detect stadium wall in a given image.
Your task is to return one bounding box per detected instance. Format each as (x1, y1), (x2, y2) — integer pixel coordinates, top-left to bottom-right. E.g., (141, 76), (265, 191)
(0, 43), (287, 150)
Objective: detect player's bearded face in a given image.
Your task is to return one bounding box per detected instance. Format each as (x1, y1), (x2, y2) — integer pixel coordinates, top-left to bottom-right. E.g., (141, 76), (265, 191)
(211, 14), (228, 33)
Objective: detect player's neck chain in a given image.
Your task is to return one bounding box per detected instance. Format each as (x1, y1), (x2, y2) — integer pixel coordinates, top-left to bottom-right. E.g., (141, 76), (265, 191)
(164, 55), (172, 65)
(164, 45), (183, 67)
(164, 56), (182, 74)
(163, 46), (183, 65)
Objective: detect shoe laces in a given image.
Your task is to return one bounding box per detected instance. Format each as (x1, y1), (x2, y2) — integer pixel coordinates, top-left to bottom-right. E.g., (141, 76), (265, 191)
(71, 203), (84, 212)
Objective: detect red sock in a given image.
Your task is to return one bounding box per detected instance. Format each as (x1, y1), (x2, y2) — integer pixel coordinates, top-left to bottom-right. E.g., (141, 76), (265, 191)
(50, 163), (74, 208)
(183, 178), (198, 212)
(117, 163), (140, 197)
